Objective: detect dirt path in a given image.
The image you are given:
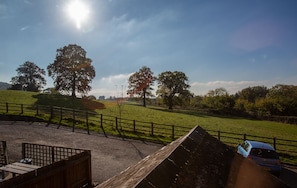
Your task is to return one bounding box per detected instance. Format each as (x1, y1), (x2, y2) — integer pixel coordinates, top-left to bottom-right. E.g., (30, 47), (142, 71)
(0, 121), (163, 184)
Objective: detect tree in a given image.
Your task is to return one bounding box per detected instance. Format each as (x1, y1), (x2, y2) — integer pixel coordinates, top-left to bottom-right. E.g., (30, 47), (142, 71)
(157, 71), (190, 110)
(10, 61), (46, 91)
(127, 66), (156, 107)
(265, 84), (297, 116)
(203, 88), (234, 111)
(236, 86), (268, 103)
(47, 44), (95, 97)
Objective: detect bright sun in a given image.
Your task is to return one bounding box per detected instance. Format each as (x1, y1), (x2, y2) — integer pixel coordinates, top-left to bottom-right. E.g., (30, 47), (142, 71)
(67, 0), (90, 29)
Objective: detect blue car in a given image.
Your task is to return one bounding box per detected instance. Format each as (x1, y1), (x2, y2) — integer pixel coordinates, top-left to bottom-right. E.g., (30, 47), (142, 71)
(237, 140), (281, 176)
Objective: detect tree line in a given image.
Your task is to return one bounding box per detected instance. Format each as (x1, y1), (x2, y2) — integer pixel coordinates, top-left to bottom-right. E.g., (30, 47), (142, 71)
(191, 85), (297, 117)
(127, 67), (297, 117)
(8, 44), (297, 117)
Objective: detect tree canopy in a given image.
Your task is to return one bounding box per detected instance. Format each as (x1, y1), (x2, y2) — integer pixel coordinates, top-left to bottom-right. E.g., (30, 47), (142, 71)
(47, 44), (95, 97)
(265, 84), (297, 116)
(10, 61), (46, 91)
(127, 66), (156, 107)
(157, 71), (190, 109)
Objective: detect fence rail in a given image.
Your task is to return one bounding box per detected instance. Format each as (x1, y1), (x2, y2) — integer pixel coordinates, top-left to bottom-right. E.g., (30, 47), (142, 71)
(0, 102), (296, 158)
(1, 144), (92, 188)
(206, 130), (297, 157)
(22, 143), (86, 167)
(0, 141), (8, 166)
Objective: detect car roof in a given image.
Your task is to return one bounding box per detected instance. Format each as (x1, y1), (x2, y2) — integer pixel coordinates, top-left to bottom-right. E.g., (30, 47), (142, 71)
(246, 140), (275, 151)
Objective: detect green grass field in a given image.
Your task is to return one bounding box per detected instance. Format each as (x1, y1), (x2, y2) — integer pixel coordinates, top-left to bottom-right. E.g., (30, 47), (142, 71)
(1, 90), (297, 163)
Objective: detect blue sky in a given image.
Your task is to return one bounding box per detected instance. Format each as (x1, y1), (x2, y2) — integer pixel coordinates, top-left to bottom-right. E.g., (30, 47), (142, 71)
(1, 0), (296, 97)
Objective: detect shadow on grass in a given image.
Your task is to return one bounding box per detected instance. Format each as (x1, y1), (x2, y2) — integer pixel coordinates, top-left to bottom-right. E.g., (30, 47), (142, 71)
(32, 94), (105, 113)
(113, 127), (169, 144)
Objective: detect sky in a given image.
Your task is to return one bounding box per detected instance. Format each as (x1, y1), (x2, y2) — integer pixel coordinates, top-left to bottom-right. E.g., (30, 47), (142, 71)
(1, 0), (297, 98)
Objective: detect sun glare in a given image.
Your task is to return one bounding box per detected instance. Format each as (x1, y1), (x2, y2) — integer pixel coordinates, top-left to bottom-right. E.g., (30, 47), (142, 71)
(67, 0), (90, 29)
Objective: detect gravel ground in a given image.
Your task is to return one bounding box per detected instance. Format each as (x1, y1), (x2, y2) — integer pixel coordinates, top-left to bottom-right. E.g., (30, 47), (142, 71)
(1, 121), (296, 187)
(0, 121), (163, 184)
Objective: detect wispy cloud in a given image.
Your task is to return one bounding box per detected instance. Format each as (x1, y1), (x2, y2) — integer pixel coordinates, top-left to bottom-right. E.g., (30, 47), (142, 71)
(0, 4), (8, 19)
(107, 9), (179, 40)
(20, 25), (30, 31)
(230, 20), (284, 51)
(101, 73), (132, 83)
(90, 73), (132, 97)
(191, 80), (267, 95)
(23, 0), (33, 5)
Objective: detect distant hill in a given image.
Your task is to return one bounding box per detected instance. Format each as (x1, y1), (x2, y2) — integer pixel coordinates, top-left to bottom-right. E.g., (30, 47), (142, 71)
(0, 82), (10, 90)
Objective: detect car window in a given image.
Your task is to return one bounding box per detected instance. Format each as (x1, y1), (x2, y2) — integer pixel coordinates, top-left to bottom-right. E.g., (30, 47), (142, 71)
(241, 142), (249, 152)
(250, 148), (279, 159)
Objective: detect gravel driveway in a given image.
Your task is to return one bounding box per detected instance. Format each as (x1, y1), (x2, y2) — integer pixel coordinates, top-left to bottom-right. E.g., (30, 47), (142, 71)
(0, 121), (163, 184)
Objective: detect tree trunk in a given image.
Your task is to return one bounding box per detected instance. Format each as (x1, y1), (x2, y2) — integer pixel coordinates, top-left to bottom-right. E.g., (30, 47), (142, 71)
(143, 88), (146, 107)
(71, 78), (76, 97)
(168, 96), (173, 110)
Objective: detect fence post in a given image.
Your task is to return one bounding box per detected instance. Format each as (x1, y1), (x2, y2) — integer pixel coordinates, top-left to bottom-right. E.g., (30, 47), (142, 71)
(6, 102), (8, 113)
(133, 120), (136, 132)
(22, 143), (25, 159)
(21, 104), (23, 114)
(151, 122), (154, 136)
(51, 146), (55, 163)
(273, 137), (276, 150)
(72, 109), (75, 132)
(171, 125), (175, 140)
(60, 107), (62, 123)
(116, 117), (118, 129)
(218, 131), (221, 141)
(50, 106), (53, 119)
(1, 141), (8, 165)
(100, 114), (103, 129)
(243, 134), (246, 141)
(86, 112), (89, 135)
(36, 104), (39, 115)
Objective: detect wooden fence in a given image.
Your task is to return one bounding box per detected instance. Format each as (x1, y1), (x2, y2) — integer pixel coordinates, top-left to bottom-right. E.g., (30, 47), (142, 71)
(22, 143), (86, 167)
(0, 143), (92, 188)
(0, 141), (8, 166)
(206, 130), (297, 157)
(0, 102), (296, 158)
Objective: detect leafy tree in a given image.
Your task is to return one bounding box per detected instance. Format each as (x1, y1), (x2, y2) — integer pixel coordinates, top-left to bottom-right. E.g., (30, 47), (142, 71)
(176, 90), (193, 107)
(157, 71), (190, 109)
(190, 95), (204, 108)
(127, 66), (156, 107)
(203, 88), (234, 111)
(10, 61), (46, 91)
(266, 84), (297, 116)
(236, 86), (268, 103)
(47, 44), (96, 97)
(234, 86), (268, 115)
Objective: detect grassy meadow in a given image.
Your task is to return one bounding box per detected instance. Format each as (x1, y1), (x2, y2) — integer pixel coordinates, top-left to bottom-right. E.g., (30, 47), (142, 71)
(1, 90), (297, 163)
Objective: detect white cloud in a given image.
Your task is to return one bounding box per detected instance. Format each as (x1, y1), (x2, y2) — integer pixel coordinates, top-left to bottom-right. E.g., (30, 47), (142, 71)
(20, 25), (30, 31)
(101, 73), (132, 83)
(107, 9), (179, 40)
(89, 73), (132, 98)
(191, 80), (268, 95)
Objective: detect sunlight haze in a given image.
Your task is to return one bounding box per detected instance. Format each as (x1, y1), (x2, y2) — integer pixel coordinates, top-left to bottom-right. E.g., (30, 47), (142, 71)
(1, 0), (296, 97)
